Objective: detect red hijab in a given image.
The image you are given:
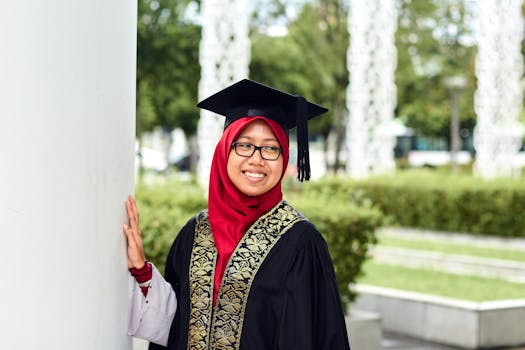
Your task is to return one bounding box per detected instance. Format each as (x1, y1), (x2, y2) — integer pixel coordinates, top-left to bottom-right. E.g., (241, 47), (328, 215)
(208, 116), (290, 303)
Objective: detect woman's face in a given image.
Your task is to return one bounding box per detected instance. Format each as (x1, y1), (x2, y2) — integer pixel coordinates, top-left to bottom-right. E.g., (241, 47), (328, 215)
(227, 119), (284, 197)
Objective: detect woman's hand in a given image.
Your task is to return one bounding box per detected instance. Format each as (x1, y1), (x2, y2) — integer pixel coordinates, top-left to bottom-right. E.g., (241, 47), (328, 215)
(123, 195), (147, 269)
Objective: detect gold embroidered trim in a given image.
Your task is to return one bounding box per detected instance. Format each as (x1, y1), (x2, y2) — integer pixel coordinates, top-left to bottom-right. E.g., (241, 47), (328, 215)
(210, 201), (305, 349)
(187, 201), (305, 350)
(187, 210), (216, 350)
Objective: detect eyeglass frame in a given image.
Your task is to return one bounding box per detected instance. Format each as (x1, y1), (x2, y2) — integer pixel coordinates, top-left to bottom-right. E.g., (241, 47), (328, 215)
(231, 141), (282, 161)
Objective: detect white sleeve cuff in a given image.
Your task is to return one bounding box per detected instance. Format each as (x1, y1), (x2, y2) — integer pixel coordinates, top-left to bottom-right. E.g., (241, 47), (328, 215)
(128, 264), (177, 346)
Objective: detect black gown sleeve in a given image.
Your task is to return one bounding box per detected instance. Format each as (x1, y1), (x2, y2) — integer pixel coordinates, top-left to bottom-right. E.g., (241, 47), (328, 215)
(148, 216), (196, 350)
(278, 224), (351, 350)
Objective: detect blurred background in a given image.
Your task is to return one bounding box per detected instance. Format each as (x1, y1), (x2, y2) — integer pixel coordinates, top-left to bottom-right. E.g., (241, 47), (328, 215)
(135, 0), (525, 178)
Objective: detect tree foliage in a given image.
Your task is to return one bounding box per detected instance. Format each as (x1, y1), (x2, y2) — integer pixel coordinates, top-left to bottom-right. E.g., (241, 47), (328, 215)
(137, 0), (201, 138)
(395, 0), (476, 137)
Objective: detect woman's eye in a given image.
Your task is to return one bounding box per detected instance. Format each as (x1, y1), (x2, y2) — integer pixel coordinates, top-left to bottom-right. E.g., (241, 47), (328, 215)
(263, 146), (279, 152)
(238, 143), (252, 149)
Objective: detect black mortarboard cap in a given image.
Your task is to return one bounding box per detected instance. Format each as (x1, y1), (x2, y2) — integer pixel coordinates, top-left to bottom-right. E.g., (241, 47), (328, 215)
(196, 79), (328, 181)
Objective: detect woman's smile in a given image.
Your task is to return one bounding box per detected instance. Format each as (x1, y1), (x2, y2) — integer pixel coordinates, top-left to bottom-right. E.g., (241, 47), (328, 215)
(243, 170), (266, 179)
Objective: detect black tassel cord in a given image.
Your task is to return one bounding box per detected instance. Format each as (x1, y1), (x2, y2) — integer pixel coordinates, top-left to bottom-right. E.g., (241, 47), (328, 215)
(295, 96), (310, 182)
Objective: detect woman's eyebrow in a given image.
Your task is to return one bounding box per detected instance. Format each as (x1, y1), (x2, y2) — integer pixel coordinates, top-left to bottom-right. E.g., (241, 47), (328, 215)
(237, 136), (278, 142)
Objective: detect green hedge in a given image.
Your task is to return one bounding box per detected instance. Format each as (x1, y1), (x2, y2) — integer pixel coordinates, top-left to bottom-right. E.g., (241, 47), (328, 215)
(305, 171), (525, 238)
(135, 180), (207, 272)
(290, 194), (382, 307)
(136, 179), (383, 307)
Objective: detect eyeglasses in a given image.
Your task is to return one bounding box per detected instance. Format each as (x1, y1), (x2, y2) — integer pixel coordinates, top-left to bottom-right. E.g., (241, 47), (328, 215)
(231, 142), (282, 161)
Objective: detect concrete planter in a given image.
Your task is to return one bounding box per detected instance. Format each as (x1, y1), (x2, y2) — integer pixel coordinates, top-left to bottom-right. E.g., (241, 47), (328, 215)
(346, 310), (383, 350)
(352, 284), (525, 349)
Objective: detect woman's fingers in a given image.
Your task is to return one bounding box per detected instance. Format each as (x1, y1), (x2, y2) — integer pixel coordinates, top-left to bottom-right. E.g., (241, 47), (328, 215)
(123, 195), (146, 269)
(131, 197), (140, 233)
(125, 198), (133, 224)
(123, 223), (146, 269)
(126, 195), (140, 234)
(123, 224), (134, 269)
(130, 195), (140, 223)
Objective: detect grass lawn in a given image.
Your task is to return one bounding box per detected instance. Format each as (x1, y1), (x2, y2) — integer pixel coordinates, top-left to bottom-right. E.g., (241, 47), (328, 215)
(356, 261), (525, 302)
(377, 235), (525, 262)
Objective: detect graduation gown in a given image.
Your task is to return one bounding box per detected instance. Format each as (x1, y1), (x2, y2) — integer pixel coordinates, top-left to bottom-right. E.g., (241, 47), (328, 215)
(152, 201), (350, 350)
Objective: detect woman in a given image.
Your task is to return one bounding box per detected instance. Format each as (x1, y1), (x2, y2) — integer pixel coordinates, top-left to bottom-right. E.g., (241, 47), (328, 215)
(124, 79), (351, 350)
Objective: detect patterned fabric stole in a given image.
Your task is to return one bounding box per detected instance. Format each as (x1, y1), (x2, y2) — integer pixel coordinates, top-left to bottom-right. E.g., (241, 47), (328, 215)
(187, 211), (217, 350)
(187, 201), (305, 350)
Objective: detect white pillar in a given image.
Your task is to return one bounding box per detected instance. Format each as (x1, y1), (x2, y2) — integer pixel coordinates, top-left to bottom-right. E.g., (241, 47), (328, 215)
(346, 0), (397, 178)
(0, 1), (136, 349)
(473, 0), (524, 178)
(197, 0), (250, 188)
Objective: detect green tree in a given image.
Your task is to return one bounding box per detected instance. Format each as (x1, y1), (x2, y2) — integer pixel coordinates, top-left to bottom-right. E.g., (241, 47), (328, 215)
(137, 0), (201, 172)
(396, 0), (476, 140)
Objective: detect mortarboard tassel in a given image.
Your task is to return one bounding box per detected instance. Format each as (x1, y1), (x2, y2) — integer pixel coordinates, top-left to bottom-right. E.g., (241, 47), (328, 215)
(296, 96), (310, 181)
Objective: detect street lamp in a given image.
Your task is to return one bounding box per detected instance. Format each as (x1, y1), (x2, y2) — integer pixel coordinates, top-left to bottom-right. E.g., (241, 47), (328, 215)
(444, 76), (468, 173)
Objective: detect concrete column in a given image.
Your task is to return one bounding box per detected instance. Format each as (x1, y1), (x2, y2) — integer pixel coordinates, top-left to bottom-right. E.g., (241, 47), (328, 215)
(197, 0), (250, 189)
(346, 0), (397, 178)
(0, 1), (136, 349)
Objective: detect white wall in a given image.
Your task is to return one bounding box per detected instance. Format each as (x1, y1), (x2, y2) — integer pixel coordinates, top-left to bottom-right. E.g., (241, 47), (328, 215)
(0, 1), (136, 348)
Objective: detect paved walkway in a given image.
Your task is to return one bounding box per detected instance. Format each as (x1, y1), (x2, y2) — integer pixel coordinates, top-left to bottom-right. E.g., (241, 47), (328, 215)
(382, 332), (460, 350)
(133, 338), (148, 350)
(383, 332), (525, 350)
(378, 227), (525, 250)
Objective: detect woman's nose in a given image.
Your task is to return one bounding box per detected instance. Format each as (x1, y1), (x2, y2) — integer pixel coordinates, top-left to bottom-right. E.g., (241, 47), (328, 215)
(248, 148), (265, 164)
